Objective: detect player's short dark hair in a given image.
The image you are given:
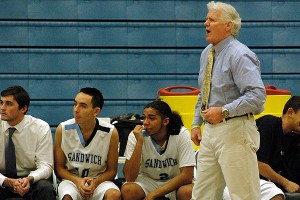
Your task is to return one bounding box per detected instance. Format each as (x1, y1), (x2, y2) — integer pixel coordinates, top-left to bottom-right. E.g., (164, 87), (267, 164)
(79, 87), (104, 109)
(283, 96), (300, 114)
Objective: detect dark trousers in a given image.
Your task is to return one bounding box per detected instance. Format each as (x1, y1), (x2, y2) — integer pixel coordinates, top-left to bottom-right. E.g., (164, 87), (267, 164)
(285, 192), (300, 200)
(0, 179), (56, 200)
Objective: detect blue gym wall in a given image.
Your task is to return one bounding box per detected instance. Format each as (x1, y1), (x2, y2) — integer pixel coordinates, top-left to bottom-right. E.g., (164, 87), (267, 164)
(0, 0), (299, 131)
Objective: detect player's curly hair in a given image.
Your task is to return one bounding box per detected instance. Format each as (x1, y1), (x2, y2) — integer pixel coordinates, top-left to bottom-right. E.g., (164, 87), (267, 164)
(144, 100), (183, 135)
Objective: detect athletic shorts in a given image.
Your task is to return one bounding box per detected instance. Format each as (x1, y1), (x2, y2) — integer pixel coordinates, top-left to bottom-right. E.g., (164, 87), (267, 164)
(124, 175), (176, 200)
(58, 180), (119, 200)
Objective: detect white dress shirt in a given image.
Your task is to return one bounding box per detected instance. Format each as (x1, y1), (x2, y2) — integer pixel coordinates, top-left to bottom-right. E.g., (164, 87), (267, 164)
(0, 115), (53, 186)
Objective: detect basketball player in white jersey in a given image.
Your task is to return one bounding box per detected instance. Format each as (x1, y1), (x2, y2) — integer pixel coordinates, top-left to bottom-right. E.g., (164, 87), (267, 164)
(54, 87), (121, 200)
(121, 100), (195, 200)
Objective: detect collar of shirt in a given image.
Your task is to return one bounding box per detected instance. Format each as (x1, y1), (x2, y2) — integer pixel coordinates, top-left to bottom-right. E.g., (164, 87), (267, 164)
(3, 115), (29, 134)
(214, 35), (234, 56)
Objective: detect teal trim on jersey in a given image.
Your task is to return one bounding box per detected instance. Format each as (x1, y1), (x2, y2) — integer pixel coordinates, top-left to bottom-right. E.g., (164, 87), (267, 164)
(142, 130), (148, 137)
(150, 137), (161, 154)
(143, 130), (161, 154)
(65, 123), (86, 147)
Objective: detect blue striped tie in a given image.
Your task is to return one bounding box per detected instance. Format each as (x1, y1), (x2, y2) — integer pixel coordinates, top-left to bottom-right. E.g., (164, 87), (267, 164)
(5, 127), (17, 178)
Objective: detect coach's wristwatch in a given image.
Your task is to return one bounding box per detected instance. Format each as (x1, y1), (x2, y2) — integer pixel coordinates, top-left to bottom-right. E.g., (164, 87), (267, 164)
(221, 106), (229, 118)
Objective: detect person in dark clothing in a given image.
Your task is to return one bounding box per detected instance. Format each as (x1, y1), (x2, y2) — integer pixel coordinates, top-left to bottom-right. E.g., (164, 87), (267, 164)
(256, 96), (300, 199)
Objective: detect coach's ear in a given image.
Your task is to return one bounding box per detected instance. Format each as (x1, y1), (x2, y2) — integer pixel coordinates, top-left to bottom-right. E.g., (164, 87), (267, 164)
(225, 21), (233, 32)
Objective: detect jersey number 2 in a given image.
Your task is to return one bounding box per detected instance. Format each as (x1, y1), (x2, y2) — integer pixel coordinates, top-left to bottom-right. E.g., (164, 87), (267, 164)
(159, 173), (169, 180)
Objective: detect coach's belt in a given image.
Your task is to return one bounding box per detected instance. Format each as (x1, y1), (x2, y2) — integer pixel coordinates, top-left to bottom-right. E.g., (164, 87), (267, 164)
(205, 113), (253, 125)
(224, 113), (253, 121)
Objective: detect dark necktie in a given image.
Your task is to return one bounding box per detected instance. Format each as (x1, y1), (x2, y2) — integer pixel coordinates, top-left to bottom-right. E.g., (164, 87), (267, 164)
(201, 46), (215, 118)
(5, 127), (17, 178)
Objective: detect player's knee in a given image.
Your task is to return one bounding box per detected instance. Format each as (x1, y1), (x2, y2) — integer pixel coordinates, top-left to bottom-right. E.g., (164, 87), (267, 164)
(62, 194), (73, 200)
(104, 188), (121, 200)
(271, 194), (284, 200)
(121, 184), (142, 200)
(121, 184), (133, 198)
(177, 184), (193, 200)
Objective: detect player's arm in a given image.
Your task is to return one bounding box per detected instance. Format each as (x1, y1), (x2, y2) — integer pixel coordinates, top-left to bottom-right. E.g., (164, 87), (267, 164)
(54, 124), (93, 198)
(147, 166), (194, 199)
(258, 161), (299, 192)
(93, 128), (119, 187)
(54, 124), (82, 185)
(123, 125), (144, 182)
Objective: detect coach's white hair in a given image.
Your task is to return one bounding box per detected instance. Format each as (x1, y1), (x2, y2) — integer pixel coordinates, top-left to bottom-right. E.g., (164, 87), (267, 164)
(207, 1), (241, 38)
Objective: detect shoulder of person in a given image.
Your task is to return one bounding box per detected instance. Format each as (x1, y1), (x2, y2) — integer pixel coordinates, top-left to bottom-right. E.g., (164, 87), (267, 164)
(60, 118), (75, 126)
(174, 126), (190, 139)
(26, 115), (50, 127)
(256, 114), (280, 123)
(97, 118), (112, 127)
(97, 118), (115, 133)
(202, 45), (213, 54)
(230, 40), (257, 57)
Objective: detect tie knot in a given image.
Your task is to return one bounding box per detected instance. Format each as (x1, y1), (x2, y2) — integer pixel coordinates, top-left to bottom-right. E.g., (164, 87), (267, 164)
(8, 127), (16, 137)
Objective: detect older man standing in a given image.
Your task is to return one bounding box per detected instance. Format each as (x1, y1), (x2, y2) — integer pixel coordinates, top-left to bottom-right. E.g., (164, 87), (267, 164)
(191, 1), (266, 200)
